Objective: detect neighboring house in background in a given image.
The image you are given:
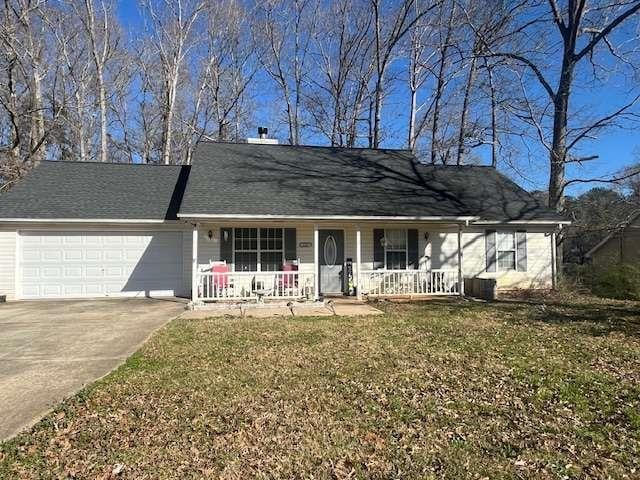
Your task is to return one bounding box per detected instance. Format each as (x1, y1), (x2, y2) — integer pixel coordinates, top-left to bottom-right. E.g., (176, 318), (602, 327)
(585, 211), (640, 267)
(0, 136), (568, 306)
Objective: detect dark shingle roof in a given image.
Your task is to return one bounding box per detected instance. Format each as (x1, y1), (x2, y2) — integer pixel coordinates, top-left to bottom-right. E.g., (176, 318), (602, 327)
(0, 161), (189, 220)
(180, 142), (562, 221)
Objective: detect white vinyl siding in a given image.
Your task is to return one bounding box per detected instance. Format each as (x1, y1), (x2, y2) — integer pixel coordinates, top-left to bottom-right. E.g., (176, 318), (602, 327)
(186, 222), (553, 293)
(0, 230), (17, 300)
(461, 227), (552, 289)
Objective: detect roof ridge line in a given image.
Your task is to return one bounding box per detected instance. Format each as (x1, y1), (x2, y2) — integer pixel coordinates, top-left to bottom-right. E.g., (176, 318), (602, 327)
(40, 160), (187, 167)
(198, 140), (413, 153)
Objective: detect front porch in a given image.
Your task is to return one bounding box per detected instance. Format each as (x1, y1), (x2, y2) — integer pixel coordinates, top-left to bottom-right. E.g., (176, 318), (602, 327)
(188, 222), (465, 308)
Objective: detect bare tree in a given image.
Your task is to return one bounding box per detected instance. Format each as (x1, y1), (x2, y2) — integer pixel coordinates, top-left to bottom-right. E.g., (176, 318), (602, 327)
(371, 0), (440, 148)
(257, 0), (316, 145)
(0, 0), (48, 165)
(182, 0), (259, 163)
(307, 0), (375, 147)
(429, 1), (456, 163)
(44, 2), (97, 162)
(141, 0), (206, 165)
(72, 0), (117, 163)
(406, 7), (437, 152)
(488, 0), (640, 212)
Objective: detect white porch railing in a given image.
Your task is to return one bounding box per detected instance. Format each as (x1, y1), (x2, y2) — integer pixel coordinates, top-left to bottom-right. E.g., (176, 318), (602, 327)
(198, 270), (315, 301)
(358, 269), (460, 296)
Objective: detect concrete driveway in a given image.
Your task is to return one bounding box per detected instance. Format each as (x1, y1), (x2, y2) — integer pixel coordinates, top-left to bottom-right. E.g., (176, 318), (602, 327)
(0, 298), (186, 441)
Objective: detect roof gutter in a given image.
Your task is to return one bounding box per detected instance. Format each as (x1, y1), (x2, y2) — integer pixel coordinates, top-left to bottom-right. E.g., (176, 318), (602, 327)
(472, 219), (571, 226)
(178, 213), (569, 225)
(0, 218), (177, 224)
(177, 213), (479, 223)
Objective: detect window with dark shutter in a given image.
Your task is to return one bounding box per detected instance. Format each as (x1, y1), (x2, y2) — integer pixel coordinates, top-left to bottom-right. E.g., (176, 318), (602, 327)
(284, 228), (296, 262)
(407, 229), (419, 269)
(373, 229), (384, 269)
(220, 227), (233, 266)
(485, 230), (497, 272)
(516, 230), (527, 272)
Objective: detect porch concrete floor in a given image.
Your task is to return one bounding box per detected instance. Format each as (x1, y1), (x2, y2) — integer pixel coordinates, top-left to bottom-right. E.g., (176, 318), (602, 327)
(182, 298), (383, 319)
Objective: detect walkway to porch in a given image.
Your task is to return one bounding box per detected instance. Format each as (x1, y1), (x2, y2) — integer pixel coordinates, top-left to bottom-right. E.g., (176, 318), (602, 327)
(182, 297), (383, 319)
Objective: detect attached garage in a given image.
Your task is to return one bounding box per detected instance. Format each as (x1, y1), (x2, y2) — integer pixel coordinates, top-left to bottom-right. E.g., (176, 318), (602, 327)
(18, 230), (184, 299)
(0, 161), (191, 301)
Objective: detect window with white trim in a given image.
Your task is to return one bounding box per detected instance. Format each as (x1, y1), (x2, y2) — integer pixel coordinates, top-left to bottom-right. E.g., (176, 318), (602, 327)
(259, 228), (284, 271)
(497, 231), (516, 271)
(233, 228), (284, 272)
(384, 229), (407, 270)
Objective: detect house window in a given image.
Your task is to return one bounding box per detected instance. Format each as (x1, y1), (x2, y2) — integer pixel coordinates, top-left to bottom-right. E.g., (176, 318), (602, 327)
(385, 229), (407, 270)
(234, 228), (258, 271)
(259, 228), (284, 271)
(233, 228), (284, 271)
(497, 231), (516, 271)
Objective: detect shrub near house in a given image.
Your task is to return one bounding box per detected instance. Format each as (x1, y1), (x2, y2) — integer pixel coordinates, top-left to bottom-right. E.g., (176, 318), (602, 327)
(591, 264), (640, 301)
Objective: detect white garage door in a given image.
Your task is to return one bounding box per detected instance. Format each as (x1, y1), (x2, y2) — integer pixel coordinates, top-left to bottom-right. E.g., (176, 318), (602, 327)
(20, 231), (184, 299)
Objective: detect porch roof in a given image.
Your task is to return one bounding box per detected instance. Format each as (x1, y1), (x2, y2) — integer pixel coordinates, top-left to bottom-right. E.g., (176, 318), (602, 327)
(179, 142), (564, 223)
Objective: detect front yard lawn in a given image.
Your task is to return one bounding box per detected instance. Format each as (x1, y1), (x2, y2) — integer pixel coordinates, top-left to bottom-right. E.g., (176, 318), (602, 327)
(2, 298), (640, 479)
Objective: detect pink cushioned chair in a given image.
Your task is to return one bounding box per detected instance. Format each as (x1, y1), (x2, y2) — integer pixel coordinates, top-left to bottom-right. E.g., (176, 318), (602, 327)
(280, 262), (298, 291)
(211, 263), (230, 290)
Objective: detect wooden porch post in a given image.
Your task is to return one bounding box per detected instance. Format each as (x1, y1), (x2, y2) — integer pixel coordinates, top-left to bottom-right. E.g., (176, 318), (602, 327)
(191, 223), (199, 303)
(356, 226), (362, 300)
(313, 224), (320, 300)
(457, 224), (464, 296)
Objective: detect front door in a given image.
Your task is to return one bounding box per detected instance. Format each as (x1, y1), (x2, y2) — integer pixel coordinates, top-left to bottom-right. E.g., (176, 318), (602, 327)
(319, 229), (344, 295)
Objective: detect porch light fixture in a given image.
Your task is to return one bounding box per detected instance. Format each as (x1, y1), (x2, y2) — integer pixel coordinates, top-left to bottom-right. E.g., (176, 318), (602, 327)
(208, 230), (214, 241)
(223, 229), (230, 242)
(379, 236), (386, 247)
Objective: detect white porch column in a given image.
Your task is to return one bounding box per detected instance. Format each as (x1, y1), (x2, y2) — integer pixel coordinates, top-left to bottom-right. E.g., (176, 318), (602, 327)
(551, 230), (557, 290)
(313, 224), (320, 300)
(457, 224), (464, 296)
(356, 226), (362, 300)
(191, 223), (199, 303)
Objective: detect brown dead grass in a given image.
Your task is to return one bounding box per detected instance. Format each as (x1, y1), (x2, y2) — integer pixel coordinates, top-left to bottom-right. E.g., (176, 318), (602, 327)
(1, 298), (640, 479)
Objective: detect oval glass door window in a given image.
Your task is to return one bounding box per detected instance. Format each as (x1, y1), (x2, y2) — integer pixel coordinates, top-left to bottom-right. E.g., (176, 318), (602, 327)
(324, 235), (337, 266)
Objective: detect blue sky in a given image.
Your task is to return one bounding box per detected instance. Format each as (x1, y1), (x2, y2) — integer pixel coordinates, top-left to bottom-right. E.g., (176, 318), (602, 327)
(116, 2), (639, 198)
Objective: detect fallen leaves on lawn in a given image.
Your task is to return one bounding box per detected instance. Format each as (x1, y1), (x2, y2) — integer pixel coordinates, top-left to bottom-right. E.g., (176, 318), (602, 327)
(1, 298), (639, 479)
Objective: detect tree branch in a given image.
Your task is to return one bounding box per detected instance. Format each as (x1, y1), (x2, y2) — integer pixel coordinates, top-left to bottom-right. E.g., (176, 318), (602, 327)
(574, 1), (640, 61)
(484, 52), (555, 100)
(563, 168), (640, 189)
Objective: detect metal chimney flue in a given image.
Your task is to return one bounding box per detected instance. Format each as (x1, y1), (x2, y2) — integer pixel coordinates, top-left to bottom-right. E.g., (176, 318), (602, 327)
(246, 127), (278, 144)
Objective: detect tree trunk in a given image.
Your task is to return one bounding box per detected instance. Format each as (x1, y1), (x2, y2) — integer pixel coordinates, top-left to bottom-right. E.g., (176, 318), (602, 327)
(6, 56), (21, 163)
(372, 0), (382, 148)
(84, 0), (109, 163)
(487, 62), (497, 168)
(29, 65), (45, 163)
(430, 56), (446, 164)
(407, 33), (418, 152)
(373, 77), (383, 148)
(162, 74), (178, 165)
(75, 86), (87, 162)
(96, 66), (108, 162)
(430, 7), (454, 164)
(456, 54), (477, 165)
(548, 56), (575, 213)
(408, 85), (417, 152)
